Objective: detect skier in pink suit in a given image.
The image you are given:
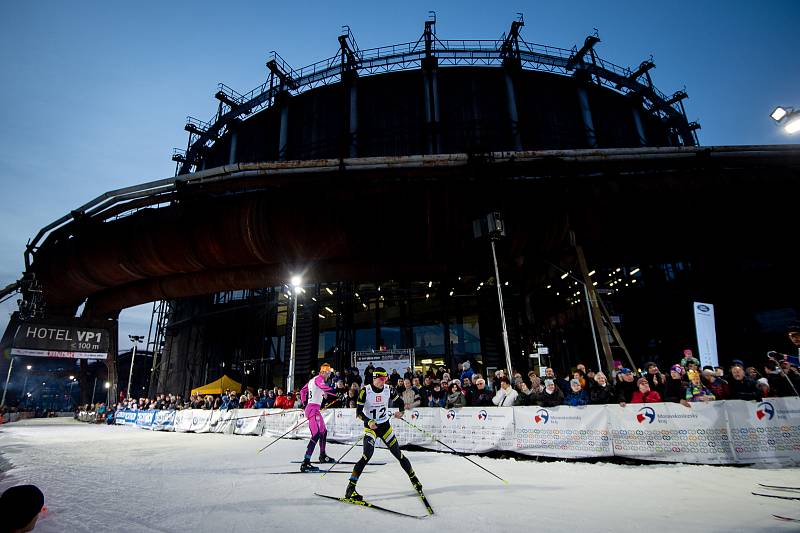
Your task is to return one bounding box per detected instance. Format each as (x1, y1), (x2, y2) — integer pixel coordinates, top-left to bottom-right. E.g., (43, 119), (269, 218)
(299, 363), (337, 472)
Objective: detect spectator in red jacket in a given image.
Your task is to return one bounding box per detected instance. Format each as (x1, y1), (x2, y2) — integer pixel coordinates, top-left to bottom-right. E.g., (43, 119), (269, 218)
(630, 377), (662, 404)
(274, 391), (295, 409)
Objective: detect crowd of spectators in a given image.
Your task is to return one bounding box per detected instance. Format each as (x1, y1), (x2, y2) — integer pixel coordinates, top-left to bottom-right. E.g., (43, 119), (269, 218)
(75, 329), (800, 426)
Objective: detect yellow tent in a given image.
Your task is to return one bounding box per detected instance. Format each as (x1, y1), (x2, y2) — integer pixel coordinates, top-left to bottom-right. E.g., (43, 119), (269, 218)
(191, 375), (242, 395)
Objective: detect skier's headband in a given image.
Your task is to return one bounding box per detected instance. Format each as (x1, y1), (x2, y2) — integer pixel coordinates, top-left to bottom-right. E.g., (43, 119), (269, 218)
(373, 371), (388, 379)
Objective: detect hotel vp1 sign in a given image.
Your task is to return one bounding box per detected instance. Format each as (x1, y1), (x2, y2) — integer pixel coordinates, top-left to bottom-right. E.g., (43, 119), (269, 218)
(11, 322), (110, 359)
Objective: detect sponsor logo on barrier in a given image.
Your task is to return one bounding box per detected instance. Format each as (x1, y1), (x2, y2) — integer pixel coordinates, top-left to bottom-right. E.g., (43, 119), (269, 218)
(534, 409), (549, 424)
(477, 410), (488, 421)
(235, 418), (244, 428)
(637, 407), (656, 424)
(446, 409), (456, 421)
(696, 304), (710, 312)
(411, 410), (420, 420)
(756, 402), (775, 421)
(192, 417), (199, 426)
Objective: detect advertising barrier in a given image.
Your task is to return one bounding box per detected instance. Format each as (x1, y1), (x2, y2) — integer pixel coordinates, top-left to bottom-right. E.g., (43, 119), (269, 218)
(79, 399), (800, 465)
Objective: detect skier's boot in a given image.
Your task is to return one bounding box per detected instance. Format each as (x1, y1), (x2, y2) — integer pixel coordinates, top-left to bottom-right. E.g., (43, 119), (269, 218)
(300, 458), (319, 473)
(318, 454), (335, 463)
(344, 480), (364, 502)
(409, 473), (423, 494)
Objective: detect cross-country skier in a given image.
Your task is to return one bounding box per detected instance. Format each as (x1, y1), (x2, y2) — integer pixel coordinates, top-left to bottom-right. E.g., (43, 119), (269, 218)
(345, 367), (422, 501)
(299, 363), (337, 472)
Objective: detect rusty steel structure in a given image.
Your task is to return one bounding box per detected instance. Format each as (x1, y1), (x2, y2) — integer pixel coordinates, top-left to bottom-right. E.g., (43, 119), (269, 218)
(4, 18), (799, 400)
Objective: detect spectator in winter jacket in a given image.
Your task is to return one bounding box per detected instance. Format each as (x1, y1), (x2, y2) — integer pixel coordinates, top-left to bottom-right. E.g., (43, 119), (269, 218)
(563, 379), (590, 406)
(630, 377), (662, 404)
(663, 365), (689, 405)
(589, 372), (616, 404)
(701, 369), (729, 399)
(515, 380), (539, 406)
(644, 362), (666, 397)
(426, 382), (446, 408)
(445, 382), (467, 408)
(460, 361), (475, 382)
(401, 378), (421, 409)
(728, 364), (760, 401)
(685, 370), (715, 402)
(274, 391), (294, 409)
(539, 379), (564, 407)
(202, 395), (214, 410)
(468, 378), (494, 407)
(756, 378), (772, 399)
(615, 368), (638, 404)
(492, 377), (518, 407)
(763, 360), (797, 397)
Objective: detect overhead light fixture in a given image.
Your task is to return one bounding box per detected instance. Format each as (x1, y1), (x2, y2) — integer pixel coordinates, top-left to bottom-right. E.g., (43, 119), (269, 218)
(325, 287), (334, 295)
(428, 281), (432, 288)
(630, 267), (640, 275)
(449, 290), (454, 296)
(588, 270), (595, 276)
(290, 275), (302, 287)
(318, 314), (325, 319)
(311, 297), (317, 302)
(771, 106), (788, 121)
(425, 293), (430, 299)
(615, 268), (621, 273)
(560, 272), (569, 279)
(546, 284), (551, 289)
(324, 306), (334, 313)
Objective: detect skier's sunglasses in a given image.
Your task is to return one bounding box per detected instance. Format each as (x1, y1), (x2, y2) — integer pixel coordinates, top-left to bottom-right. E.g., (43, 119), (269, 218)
(373, 371), (388, 379)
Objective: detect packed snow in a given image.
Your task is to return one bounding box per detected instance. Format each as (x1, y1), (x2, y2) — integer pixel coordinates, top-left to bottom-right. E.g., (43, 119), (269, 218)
(1, 418), (798, 532)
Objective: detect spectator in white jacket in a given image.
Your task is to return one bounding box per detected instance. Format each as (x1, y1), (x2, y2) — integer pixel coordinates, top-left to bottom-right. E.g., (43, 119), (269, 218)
(492, 377), (518, 406)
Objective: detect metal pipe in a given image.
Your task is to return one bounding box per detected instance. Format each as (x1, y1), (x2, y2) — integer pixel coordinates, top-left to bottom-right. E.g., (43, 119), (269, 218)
(126, 342), (137, 401)
(287, 289), (299, 392)
(583, 283), (602, 372)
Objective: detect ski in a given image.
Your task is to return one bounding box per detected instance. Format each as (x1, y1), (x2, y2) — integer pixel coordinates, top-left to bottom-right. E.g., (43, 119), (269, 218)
(314, 492), (427, 519)
(752, 492), (800, 501)
(759, 484), (800, 491)
(774, 515), (800, 523)
(416, 489), (434, 515)
(266, 470), (364, 475)
(291, 460), (387, 465)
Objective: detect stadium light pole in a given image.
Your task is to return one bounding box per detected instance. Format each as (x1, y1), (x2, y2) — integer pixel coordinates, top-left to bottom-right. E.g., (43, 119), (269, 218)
(104, 381), (111, 405)
(287, 275), (302, 393)
(21, 365), (32, 407)
(126, 335), (144, 401)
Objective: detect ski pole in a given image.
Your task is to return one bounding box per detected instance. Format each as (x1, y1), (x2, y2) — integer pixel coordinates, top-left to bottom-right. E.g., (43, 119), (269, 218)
(224, 408), (304, 423)
(399, 417), (508, 484)
(257, 398), (341, 454)
(320, 438), (361, 478)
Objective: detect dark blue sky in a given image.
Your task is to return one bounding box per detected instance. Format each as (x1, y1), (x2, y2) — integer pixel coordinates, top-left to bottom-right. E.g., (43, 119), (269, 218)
(1, 0), (797, 340)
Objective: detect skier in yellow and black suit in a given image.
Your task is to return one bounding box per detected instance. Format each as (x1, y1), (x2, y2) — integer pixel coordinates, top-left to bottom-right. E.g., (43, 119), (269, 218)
(344, 367), (422, 502)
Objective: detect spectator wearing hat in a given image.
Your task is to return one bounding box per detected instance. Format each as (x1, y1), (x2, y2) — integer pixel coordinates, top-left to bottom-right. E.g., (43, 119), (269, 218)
(589, 372), (616, 404)
(663, 365), (689, 404)
(615, 368), (638, 404)
(563, 379), (589, 406)
(629, 377), (662, 404)
(644, 362), (666, 397)
(539, 379), (564, 407)
(492, 377), (518, 407)
(763, 359), (797, 397)
(755, 378), (772, 399)
(460, 360), (475, 382)
(788, 323), (800, 353)
(685, 370), (715, 402)
(445, 381), (467, 408)
(701, 368), (729, 399)
(0, 484), (44, 533)
(728, 364), (759, 401)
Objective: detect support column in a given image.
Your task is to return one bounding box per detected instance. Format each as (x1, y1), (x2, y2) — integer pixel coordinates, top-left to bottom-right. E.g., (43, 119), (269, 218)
(228, 129), (238, 164)
(348, 75), (358, 158)
(503, 68), (523, 151)
(422, 57), (440, 154)
(576, 79), (597, 148)
(631, 101), (648, 146)
(277, 89), (290, 161)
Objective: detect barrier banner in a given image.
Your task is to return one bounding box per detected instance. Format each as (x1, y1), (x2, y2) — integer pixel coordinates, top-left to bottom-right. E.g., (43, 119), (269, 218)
(608, 402), (734, 463)
(211, 409), (236, 434)
(135, 410), (156, 429)
(331, 408), (364, 443)
(261, 409), (303, 437)
(513, 405), (612, 458)
(233, 409), (265, 435)
(726, 398), (800, 464)
(152, 410), (176, 431)
(173, 409), (213, 432)
(392, 408), (440, 447)
(438, 407), (515, 453)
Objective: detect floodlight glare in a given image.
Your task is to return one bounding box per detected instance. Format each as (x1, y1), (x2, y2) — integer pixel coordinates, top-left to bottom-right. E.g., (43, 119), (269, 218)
(290, 275), (302, 287)
(784, 116), (800, 134)
(771, 106), (788, 122)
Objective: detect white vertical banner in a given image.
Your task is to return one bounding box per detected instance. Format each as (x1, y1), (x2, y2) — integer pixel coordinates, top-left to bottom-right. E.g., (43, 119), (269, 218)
(693, 302), (719, 368)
